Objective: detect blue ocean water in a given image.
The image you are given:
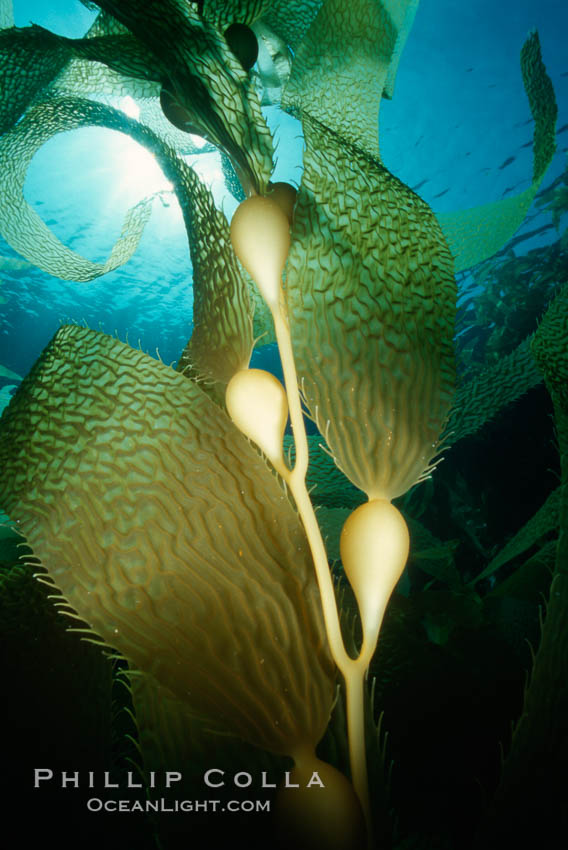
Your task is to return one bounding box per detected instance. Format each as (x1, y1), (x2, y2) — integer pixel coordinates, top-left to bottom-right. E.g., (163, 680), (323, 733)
(1, 0), (567, 389)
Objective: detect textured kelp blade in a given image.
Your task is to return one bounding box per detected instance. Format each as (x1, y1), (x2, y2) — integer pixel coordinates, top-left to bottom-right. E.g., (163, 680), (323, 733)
(0, 12), (158, 135)
(439, 32), (557, 273)
(443, 335), (543, 446)
(282, 0), (420, 158)
(249, 20), (293, 107)
(263, 0), (323, 53)
(285, 115), (456, 501)
(0, 97), (155, 281)
(132, 101), (257, 398)
(0, 83), (254, 385)
(0, 93), (219, 289)
(0, 26), (70, 134)
(532, 284), (568, 408)
(203, 0), (297, 111)
(11, 4), (273, 192)
(0, 23), (210, 156)
(49, 30), (162, 97)
(175, 167), (255, 402)
(0, 325), (334, 755)
(93, 0), (274, 194)
(382, 0), (420, 99)
(249, 270), (276, 343)
(202, 0), (273, 29)
(471, 487), (560, 586)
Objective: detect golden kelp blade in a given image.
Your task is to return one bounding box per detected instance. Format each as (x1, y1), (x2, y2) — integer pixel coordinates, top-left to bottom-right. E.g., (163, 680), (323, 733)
(176, 160), (255, 402)
(286, 116), (456, 501)
(0, 325), (334, 755)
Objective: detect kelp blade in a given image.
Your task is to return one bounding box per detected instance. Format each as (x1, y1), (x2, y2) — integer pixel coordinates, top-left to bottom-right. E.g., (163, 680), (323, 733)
(0, 325), (334, 756)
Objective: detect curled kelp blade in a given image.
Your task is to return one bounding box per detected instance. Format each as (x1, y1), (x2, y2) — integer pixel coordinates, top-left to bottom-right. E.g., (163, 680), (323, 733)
(0, 88), (255, 387)
(0, 325), (334, 755)
(438, 31), (558, 273)
(286, 115), (456, 501)
(282, 0), (420, 159)
(92, 0), (273, 195)
(0, 96), (160, 281)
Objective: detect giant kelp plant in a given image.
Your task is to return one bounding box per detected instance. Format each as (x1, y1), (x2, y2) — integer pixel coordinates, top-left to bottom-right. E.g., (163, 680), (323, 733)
(0, 1), (566, 849)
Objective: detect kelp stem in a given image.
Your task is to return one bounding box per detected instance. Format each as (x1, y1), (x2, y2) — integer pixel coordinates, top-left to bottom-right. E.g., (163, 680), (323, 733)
(273, 310), (349, 668)
(346, 662), (373, 843)
(273, 306), (374, 848)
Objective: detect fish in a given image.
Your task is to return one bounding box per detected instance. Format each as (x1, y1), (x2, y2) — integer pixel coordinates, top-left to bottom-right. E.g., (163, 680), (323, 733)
(498, 156), (515, 170)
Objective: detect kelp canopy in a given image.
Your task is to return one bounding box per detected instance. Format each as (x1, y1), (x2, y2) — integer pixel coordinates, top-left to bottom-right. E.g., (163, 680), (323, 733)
(0, 1), (567, 849)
